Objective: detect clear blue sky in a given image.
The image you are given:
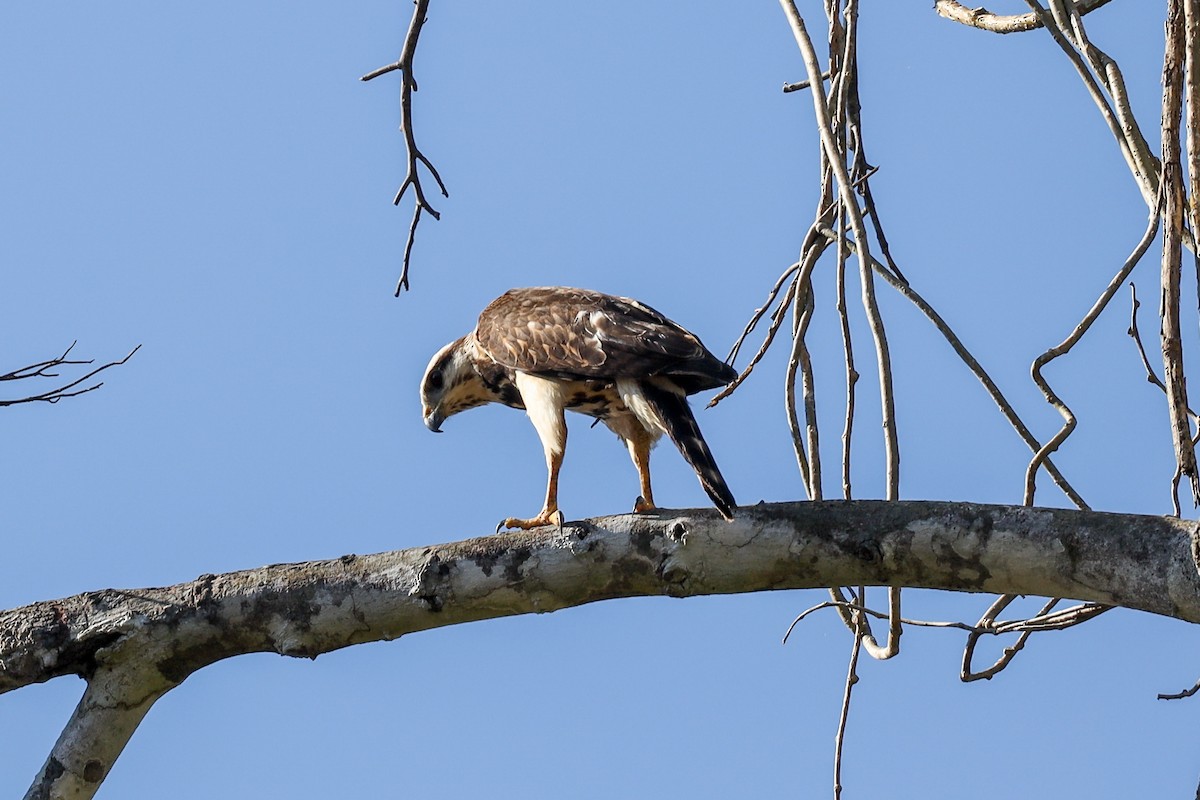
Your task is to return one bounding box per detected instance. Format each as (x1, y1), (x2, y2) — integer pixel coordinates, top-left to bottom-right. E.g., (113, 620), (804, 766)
(2, 2), (1197, 797)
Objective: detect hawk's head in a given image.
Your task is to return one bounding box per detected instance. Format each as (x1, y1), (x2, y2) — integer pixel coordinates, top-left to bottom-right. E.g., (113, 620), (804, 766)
(420, 335), (494, 432)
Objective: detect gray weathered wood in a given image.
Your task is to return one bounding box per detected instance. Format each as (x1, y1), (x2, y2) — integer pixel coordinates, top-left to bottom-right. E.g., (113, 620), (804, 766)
(6, 500), (1200, 799)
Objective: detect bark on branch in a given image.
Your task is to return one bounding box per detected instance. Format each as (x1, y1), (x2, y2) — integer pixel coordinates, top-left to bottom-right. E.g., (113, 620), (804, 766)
(7, 500), (1200, 798)
(935, 0), (1114, 33)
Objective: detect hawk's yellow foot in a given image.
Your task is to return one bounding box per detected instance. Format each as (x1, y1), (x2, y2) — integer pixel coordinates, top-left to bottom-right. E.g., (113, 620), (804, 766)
(633, 495), (656, 513)
(499, 508), (564, 531)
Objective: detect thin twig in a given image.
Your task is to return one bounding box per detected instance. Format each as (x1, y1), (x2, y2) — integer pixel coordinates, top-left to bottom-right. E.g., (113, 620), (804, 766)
(786, 278), (822, 498)
(723, 260), (802, 368)
(1159, 677), (1200, 701)
(1185, 0), (1200, 306)
(833, 621), (861, 800)
(835, 209), (857, 501)
(960, 595), (1109, 681)
(1128, 283), (1200, 425)
(1, 343), (141, 407)
(779, 0), (899, 509)
(1024, 189), (1162, 506)
(711, 271), (803, 408)
(815, 226), (1088, 509)
(784, 597), (1110, 640)
(1024, 0), (1160, 209)
(961, 595), (1048, 681)
(362, 0), (448, 295)
(783, 71), (831, 93)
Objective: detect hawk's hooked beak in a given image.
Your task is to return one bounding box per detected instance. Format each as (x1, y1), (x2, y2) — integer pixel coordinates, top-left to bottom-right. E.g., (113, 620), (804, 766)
(423, 407), (445, 433)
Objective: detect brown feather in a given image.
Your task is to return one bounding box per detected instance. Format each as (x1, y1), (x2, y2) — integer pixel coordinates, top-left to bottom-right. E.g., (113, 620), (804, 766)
(474, 287), (734, 394)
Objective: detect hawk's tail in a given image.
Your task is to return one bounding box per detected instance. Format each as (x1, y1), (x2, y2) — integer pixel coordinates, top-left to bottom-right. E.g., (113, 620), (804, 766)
(641, 382), (737, 521)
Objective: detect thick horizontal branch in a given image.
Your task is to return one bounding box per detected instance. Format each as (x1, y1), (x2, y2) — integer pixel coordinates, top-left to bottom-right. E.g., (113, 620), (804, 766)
(11, 499), (1200, 797)
(5, 500), (1200, 698)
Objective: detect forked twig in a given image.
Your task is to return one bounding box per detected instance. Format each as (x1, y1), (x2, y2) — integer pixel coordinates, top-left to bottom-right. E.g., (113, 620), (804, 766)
(1, 343), (141, 407)
(1128, 281), (1200, 517)
(962, 596), (1110, 681)
(362, 0), (448, 295)
(783, 596), (1109, 642)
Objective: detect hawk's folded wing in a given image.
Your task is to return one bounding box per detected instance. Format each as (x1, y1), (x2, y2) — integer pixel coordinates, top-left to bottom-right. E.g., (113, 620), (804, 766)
(475, 287), (732, 393)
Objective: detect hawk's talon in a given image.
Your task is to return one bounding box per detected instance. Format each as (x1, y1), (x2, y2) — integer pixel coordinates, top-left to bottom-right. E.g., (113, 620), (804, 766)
(633, 495), (656, 514)
(498, 509), (562, 531)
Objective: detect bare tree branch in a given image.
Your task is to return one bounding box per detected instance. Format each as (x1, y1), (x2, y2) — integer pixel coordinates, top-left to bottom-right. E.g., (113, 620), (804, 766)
(834, 213), (857, 503)
(1185, 0), (1200, 296)
(8, 500), (1200, 798)
(778, 0), (899, 505)
(1160, 0), (1200, 506)
(1128, 283), (1200, 428)
(1020, 0), (1161, 209)
(0, 343), (140, 408)
(1024, 190), (1162, 506)
(935, 0), (1114, 33)
(786, 279), (822, 498)
(1159, 676), (1200, 700)
(779, 0), (904, 662)
(362, 0), (447, 295)
(833, 616), (861, 800)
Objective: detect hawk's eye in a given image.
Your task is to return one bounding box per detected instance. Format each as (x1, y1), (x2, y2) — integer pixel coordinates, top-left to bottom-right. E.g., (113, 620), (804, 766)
(427, 372), (444, 392)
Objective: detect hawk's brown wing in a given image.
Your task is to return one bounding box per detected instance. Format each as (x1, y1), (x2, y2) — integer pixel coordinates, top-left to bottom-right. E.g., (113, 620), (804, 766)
(474, 287), (733, 393)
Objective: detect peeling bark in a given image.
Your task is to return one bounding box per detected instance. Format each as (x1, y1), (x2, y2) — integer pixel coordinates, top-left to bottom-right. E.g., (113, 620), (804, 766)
(5, 500), (1200, 798)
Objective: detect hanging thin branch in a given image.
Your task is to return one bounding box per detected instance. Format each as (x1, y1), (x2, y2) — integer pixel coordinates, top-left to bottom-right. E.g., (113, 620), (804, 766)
(1159, 0), (1200, 506)
(1024, 190), (1163, 506)
(833, 617), (861, 800)
(778, 0), (899, 506)
(362, 0), (448, 295)
(1018, 0), (1161, 210)
(827, 231), (1089, 510)
(787, 278), (822, 498)
(835, 210), (857, 502)
(1185, 0), (1200, 295)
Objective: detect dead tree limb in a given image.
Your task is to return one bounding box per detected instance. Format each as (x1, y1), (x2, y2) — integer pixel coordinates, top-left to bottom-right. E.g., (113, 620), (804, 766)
(10, 500), (1200, 799)
(1160, 0), (1200, 507)
(935, 0), (1114, 33)
(362, 0), (447, 295)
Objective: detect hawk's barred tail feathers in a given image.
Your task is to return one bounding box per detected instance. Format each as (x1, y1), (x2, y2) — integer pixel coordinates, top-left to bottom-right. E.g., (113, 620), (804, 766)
(640, 381), (737, 520)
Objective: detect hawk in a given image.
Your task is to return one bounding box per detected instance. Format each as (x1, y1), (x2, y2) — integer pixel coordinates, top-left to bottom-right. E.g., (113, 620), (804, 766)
(420, 286), (738, 530)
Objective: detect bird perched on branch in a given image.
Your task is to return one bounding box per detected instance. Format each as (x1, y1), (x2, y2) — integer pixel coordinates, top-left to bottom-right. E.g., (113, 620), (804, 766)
(420, 286), (738, 530)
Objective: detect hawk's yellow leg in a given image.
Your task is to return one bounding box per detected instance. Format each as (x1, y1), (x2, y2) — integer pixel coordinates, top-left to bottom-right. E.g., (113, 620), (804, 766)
(628, 428), (657, 513)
